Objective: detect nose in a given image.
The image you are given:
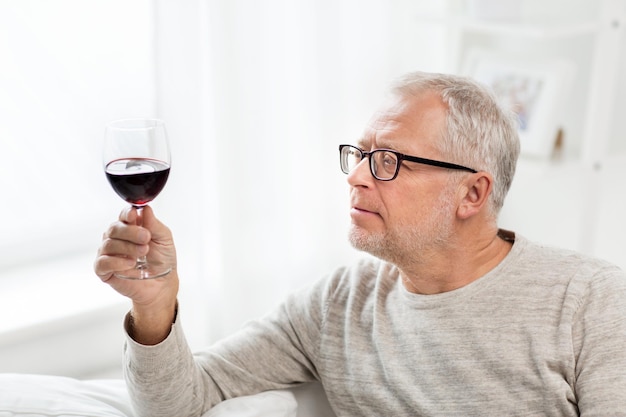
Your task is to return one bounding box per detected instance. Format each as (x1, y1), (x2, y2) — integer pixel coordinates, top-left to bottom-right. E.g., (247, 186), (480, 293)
(346, 157), (374, 188)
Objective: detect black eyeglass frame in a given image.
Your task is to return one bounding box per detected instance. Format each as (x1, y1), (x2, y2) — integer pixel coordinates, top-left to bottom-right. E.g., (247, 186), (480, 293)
(339, 144), (477, 181)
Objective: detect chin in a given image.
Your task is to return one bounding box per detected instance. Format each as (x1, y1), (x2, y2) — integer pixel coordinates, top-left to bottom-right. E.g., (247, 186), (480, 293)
(348, 227), (387, 258)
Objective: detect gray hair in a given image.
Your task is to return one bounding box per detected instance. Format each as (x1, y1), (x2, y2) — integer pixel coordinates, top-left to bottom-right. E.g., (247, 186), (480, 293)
(389, 71), (520, 217)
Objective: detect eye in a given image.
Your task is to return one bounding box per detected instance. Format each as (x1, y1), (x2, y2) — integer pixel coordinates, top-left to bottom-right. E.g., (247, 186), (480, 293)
(347, 147), (362, 162)
(380, 151), (397, 173)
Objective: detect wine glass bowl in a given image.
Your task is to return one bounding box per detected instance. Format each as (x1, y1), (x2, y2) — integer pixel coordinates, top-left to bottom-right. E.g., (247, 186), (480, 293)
(103, 118), (171, 279)
(105, 158), (170, 207)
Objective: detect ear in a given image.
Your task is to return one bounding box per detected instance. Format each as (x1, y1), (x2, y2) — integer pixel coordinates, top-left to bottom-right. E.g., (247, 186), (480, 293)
(456, 172), (492, 220)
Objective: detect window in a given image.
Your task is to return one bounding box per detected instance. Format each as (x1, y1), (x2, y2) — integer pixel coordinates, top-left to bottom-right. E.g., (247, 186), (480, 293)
(0, 0), (156, 270)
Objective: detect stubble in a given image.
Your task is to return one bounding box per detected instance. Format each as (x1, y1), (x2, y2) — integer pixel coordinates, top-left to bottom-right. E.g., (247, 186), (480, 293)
(348, 186), (458, 266)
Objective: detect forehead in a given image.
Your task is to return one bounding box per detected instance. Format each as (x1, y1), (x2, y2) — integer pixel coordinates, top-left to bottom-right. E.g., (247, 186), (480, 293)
(358, 91), (447, 154)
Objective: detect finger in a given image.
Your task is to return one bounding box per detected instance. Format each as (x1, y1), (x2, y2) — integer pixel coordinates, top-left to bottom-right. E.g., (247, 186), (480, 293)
(100, 234), (149, 258)
(105, 220), (151, 246)
(94, 254), (136, 282)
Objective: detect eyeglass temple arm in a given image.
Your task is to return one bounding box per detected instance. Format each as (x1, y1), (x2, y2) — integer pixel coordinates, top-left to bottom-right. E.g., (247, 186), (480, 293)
(402, 155), (477, 173)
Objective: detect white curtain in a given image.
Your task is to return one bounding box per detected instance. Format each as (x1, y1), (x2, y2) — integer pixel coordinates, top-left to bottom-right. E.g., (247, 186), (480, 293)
(0, 0), (156, 269)
(0, 0), (447, 354)
(154, 0), (448, 346)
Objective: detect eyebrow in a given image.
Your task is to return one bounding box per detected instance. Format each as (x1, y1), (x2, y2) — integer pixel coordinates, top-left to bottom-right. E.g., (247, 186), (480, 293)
(355, 139), (413, 155)
(355, 138), (370, 149)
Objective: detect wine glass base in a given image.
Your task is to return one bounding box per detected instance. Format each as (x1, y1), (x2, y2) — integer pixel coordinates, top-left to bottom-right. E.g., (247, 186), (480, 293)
(114, 265), (172, 280)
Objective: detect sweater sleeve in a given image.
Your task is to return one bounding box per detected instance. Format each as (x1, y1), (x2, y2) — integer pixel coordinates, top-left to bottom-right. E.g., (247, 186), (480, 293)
(123, 312), (208, 417)
(122, 276), (331, 417)
(192, 276), (330, 399)
(571, 264), (626, 416)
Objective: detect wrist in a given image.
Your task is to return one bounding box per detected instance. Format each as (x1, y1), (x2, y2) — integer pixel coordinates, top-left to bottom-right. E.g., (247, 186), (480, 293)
(128, 300), (178, 345)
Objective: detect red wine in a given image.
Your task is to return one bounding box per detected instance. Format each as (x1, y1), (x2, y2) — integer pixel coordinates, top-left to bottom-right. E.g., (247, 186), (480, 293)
(105, 158), (170, 206)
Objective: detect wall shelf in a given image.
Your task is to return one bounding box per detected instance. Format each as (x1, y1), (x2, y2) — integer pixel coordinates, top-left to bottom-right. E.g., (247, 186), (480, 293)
(418, 16), (599, 38)
(428, 0), (626, 259)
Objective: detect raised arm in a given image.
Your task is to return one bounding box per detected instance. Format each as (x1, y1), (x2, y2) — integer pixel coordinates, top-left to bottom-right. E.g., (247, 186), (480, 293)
(93, 206), (323, 417)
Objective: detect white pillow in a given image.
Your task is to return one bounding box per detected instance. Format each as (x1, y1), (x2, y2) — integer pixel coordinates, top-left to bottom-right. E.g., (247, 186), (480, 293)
(0, 374), (331, 417)
(0, 373), (132, 417)
(202, 390), (297, 417)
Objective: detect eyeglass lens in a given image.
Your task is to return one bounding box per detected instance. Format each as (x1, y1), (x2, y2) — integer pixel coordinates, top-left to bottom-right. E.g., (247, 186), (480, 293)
(341, 146), (398, 180)
(371, 151), (398, 179)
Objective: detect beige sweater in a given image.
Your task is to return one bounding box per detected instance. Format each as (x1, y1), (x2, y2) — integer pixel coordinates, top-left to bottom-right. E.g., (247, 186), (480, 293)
(124, 233), (626, 416)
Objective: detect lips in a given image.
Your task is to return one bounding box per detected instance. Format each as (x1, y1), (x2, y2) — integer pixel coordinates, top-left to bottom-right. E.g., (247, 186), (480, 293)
(350, 200), (380, 217)
(350, 188), (382, 219)
(352, 206), (375, 214)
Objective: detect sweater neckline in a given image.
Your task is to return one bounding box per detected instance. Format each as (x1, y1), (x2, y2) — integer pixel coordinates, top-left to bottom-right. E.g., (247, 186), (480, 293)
(395, 230), (524, 309)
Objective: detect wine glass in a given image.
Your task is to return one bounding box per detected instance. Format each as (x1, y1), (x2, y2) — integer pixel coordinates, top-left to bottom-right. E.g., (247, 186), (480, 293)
(103, 118), (172, 279)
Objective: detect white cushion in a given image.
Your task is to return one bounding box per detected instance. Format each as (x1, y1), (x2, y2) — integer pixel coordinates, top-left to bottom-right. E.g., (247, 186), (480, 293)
(0, 373), (132, 417)
(0, 374), (335, 417)
(202, 390), (296, 417)
(202, 383), (336, 417)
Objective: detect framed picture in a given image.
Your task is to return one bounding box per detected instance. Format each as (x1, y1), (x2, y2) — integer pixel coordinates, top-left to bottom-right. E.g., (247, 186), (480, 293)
(461, 49), (575, 159)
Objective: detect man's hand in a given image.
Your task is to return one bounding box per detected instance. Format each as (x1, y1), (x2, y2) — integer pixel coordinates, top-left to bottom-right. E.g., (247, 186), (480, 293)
(94, 206), (179, 345)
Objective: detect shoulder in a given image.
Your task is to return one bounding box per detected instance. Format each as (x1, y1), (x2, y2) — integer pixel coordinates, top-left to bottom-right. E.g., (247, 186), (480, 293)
(513, 233), (623, 276)
(511, 233), (626, 302)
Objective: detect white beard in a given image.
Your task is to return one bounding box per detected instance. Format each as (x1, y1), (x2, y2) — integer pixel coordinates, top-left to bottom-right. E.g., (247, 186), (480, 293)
(348, 188), (457, 266)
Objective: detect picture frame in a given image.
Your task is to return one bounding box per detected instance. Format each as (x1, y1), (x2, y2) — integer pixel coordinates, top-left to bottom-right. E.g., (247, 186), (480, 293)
(461, 48), (576, 159)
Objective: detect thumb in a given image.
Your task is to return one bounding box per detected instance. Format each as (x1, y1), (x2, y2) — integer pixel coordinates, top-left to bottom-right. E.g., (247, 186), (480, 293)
(140, 205), (172, 243)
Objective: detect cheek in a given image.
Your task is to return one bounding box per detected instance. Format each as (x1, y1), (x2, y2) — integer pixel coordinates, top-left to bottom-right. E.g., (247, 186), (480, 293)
(380, 188), (425, 226)
(383, 178), (456, 225)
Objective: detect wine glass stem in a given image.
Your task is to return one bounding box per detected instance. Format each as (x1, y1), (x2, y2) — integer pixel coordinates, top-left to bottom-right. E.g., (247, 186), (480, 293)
(134, 206), (148, 270)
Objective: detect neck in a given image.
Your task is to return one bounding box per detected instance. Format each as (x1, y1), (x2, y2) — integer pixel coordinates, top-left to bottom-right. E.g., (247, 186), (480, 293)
(399, 228), (512, 295)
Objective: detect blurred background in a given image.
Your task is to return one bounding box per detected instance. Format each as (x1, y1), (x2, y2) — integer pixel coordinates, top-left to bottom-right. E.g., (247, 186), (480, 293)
(1, 0), (624, 379)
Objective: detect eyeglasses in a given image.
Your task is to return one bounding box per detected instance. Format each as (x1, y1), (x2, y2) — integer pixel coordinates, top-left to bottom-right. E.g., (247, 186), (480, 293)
(339, 144), (477, 181)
